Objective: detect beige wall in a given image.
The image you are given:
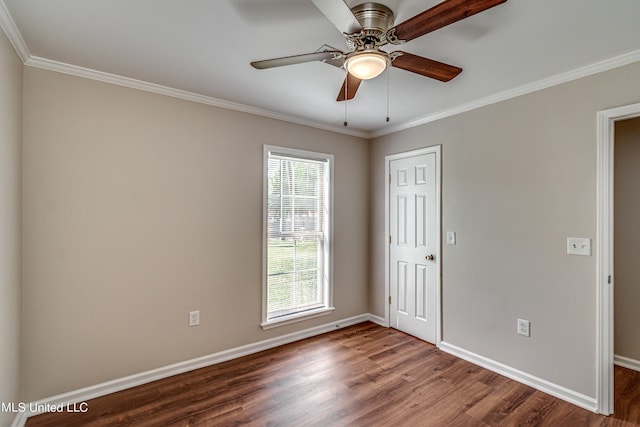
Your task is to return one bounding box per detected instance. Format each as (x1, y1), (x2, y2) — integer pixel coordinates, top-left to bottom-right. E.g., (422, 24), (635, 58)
(21, 67), (370, 401)
(614, 117), (640, 362)
(14, 44), (640, 406)
(0, 29), (22, 426)
(370, 61), (640, 397)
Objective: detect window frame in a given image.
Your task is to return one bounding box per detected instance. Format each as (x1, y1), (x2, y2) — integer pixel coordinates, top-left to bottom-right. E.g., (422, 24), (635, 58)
(261, 145), (334, 329)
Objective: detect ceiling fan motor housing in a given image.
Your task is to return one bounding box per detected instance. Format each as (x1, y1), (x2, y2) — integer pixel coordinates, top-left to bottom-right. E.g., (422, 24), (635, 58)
(350, 2), (395, 47)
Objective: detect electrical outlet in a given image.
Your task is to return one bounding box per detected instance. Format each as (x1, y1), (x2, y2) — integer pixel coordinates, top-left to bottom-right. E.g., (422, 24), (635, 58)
(517, 318), (530, 337)
(567, 237), (591, 256)
(189, 310), (200, 327)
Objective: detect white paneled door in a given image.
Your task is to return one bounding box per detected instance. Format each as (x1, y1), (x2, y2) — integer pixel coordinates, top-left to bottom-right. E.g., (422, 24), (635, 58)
(389, 150), (439, 343)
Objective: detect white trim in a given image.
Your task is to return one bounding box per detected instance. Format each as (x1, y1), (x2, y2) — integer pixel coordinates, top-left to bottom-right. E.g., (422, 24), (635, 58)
(384, 150), (391, 327)
(12, 314), (373, 426)
(371, 49), (640, 139)
(439, 341), (598, 413)
(0, 0), (30, 62)
(22, 50), (640, 141)
(23, 55), (369, 139)
(596, 102), (640, 415)
(260, 307), (335, 330)
(9, 412), (27, 427)
(614, 355), (640, 372)
(367, 313), (386, 327)
(596, 107), (615, 416)
(384, 146), (442, 345)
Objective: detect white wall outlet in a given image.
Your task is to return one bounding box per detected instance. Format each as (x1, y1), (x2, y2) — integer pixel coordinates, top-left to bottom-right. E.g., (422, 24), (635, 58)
(189, 310), (200, 327)
(517, 318), (530, 337)
(446, 231), (456, 245)
(567, 237), (591, 256)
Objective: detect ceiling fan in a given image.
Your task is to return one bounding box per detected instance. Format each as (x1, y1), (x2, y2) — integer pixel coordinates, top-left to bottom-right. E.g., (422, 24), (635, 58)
(251, 0), (508, 101)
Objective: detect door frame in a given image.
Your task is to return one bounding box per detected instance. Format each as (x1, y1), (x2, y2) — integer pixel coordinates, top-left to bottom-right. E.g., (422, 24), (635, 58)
(596, 102), (640, 415)
(385, 145), (442, 346)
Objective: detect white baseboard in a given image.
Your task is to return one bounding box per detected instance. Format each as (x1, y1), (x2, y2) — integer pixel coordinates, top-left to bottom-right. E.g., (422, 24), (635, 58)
(614, 354), (640, 372)
(9, 413), (27, 427)
(12, 313), (380, 426)
(11, 319), (605, 425)
(438, 341), (597, 413)
(367, 313), (387, 327)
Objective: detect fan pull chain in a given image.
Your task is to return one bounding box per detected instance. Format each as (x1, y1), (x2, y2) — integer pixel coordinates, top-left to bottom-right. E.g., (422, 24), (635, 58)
(344, 72), (348, 127)
(386, 68), (390, 122)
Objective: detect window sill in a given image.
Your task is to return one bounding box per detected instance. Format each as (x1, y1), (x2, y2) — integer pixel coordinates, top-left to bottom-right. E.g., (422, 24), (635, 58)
(261, 307), (335, 330)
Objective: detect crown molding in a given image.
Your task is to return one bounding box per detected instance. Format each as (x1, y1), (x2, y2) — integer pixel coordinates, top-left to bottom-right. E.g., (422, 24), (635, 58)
(18, 49), (640, 141)
(24, 55), (370, 139)
(0, 0), (367, 139)
(29, 48), (640, 141)
(3, 0), (640, 141)
(0, 0), (30, 62)
(370, 48), (640, 139)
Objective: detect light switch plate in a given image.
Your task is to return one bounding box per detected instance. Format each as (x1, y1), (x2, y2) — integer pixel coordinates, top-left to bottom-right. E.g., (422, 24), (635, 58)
(189, 310), (200, 326)
(446, 231), (456, 245)
(567, 237), (591, 256)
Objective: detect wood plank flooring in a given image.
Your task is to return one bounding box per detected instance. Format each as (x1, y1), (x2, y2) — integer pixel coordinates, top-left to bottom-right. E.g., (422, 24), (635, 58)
(26, 322), (640, 426)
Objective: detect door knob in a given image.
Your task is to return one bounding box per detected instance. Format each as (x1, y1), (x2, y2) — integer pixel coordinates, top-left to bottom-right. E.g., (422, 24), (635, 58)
(426, 254), (435, 261)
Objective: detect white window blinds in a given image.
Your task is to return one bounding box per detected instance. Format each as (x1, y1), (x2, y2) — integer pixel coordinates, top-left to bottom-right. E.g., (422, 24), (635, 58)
(265, 148), (331, 322)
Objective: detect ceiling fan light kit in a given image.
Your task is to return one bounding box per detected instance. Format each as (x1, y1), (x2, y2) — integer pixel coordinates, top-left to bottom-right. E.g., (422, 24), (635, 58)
(251, 0), (508, 101)
(345, 50), (389, 80)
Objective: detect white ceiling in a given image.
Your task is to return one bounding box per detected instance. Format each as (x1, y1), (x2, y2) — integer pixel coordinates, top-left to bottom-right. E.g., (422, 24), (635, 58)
(2, 0), (640, 137)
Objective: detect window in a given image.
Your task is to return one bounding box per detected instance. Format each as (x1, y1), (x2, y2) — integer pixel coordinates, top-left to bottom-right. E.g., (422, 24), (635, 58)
(262, 146), (333, 328)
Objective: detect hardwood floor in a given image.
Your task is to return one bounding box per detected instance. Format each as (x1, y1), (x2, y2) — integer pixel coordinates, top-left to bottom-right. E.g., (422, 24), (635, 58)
(26, 322), (640, 426)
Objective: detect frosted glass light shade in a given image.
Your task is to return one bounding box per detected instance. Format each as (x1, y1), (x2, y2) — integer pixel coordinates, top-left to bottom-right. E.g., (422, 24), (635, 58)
(345, 52), (389, 80)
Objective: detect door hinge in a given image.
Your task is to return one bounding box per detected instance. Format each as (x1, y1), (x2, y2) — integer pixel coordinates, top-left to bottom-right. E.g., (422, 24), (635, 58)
(389, 235), (391, 244)
(608, 275), (612, 284)
(389, 295), (392, 305)
(389, 174), (391, 184)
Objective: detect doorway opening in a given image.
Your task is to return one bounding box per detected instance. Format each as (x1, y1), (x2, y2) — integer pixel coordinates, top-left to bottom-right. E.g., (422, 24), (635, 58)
(596, 102), (640, 415)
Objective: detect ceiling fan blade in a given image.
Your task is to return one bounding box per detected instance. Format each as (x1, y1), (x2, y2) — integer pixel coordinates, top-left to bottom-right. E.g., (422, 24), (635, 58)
(325, 56), (346, 68)
(316, 44), (346, 68)
(311, 0), (363, 34)
(336, 73), (362, 101)
(388, 0), (507, 43)
(251, 50), (344, 69)
(392, 52), (462, 82)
